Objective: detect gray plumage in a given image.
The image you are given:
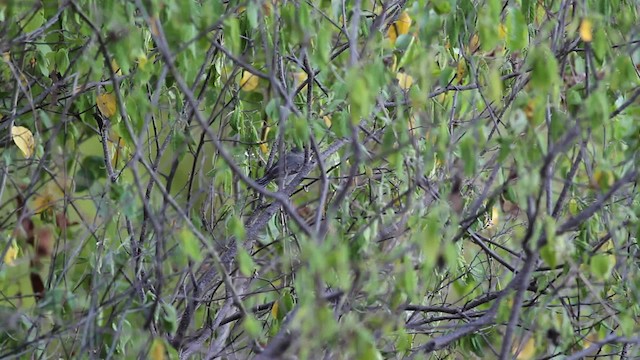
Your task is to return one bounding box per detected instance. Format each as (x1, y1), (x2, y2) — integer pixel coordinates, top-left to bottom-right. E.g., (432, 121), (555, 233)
(256, 148), (305, 186)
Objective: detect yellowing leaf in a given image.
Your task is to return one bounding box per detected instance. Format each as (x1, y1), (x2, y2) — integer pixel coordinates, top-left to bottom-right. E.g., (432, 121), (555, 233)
(592, 169), (614, 189)
(433, 155), (442, 170)
(294, 71), (308, 92)
(323, 115), (332, 128)
(455, 59), (466, 84)
(260, 126), (271, 154)
(31, 180), (65, 214)
(407, 114), (416, 135)
(580, 19), (593, 42)
(395, 12), (412, 35)
(3, 240), (19, 266)
(137, 54), (148, 70)
(534, 3), (546, 26)
(387, 12), (412, 44)
(271, 301), (279, 319)
(583, 332), (599, 349)
(96, 93), (117, 118)
(489, 205), (499, 228)
(513, 337), (536, 360)
(109, 135), (127, 168)
(568, 198), (579, 215)
(11, 125), (35, 158)
(600, 238), (614, 253)
(524, 100), (535, 120)
(498, 23), (507, 39)
(111, 59), (122, 76)
(396, 72), (414, 90)
(469, 33), (480, 53)
(240, 70), (258, 91)
(149, 338), (166, 360)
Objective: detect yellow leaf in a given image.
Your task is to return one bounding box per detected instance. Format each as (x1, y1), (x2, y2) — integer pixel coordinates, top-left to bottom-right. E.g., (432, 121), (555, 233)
(262, 1), (275, 16)
(455, 59), (466, 84)
(396, 72), (414, 90)
(489, 205), (499, 228)
(598, 239), (617, 267)
(583, 332), (599, 349)
(568, 198), (579, 215)
(513, 337), (536, 360)
(294, 71), (308, 92)
(111, 59), (122, 76)
(407, 114), (416, 135)
(137, 54), (148, 70)
(96, 93), (117, 118)
(271, 301), (279, 319)
(580, 19), (593, 42)
(600, 238), (614, 252)
(433, 155), (442, 170)
(469, 33), (480, 53)
(3, 240), (19, 266)
(31, 180), (65, 214)
(524, 99), (535, 120)
(260, 126), (271, 154)
(110, 136), (127, 168)
(534, 3), (546, 26)
(323, 115), (332, 128)
(498, 23), (507, 39)
(239, 70), (259, 91)
(592, 169), (614, 189)
(11, 125), (35, 158)
(387, 11), (412, 45)
(395, 12), (412, 35)
(150, 338), (166, 360)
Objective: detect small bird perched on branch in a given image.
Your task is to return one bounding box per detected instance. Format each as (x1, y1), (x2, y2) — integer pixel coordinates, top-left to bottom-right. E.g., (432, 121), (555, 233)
(256, 147), (305, 186)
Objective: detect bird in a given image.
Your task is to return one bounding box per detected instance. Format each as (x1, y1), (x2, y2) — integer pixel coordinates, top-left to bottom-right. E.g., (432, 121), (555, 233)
(256, 147), (305, 186)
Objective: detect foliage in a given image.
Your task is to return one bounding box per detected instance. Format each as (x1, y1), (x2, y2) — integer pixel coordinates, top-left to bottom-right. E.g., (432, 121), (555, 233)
(1, 0), (640, 358)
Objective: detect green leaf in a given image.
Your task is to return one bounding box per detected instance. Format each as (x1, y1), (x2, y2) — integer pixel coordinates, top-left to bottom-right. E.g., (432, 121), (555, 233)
(486, 66), (503, 103)
(477, 0), (501, 51)
(592, 27), (608, 60)
(611, 55), (638, 91)
(540, 244), (557, 268)
(282, 290), (295, 312)
(246, 3), (258, 29)
(432, 0), (452, 14)
(506, 8), (529, 51)
(586, 90), (610, 127)
(243, 315), (261, 338)
(159, 303), (178, 334)
(179, 227), (203, 262)
(348, 73), (371, 122)
(590, 254), (614, 280)
(21, 9), (44, 33)
(395, 329), (413, 353)
(224, 17), (241, 55)
(76, 155), (106, 192)
(314, 28), (331, 69)
(53, 48), (68, 73)
(237, 247), (256, 277)
(229, 214), (246, 240)
(529, 45), (559, 94)
(460, 136), (475, 176)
